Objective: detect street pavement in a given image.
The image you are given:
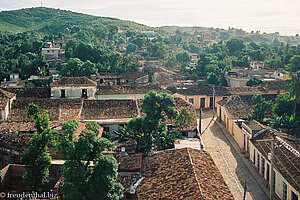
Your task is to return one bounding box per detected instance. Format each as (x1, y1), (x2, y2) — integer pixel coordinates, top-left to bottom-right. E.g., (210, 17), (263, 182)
(201, 111), (268, 200)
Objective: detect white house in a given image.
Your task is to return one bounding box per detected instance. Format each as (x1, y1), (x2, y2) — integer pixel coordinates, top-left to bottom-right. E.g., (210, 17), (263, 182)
(51, 77), (97, 99)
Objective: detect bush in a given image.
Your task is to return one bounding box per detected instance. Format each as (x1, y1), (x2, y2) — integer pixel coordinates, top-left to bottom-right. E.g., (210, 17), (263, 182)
(102, 131), (110, 139)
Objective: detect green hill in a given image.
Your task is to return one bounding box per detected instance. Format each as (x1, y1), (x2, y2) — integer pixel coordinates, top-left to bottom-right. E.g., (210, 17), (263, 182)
(0, 7), (299, 45)
(0, 7), (148, 34)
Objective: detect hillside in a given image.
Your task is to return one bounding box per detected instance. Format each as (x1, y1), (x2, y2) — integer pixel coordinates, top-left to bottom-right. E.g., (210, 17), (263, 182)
(0, 7), (149, 34)
(1, 7), (299, 45)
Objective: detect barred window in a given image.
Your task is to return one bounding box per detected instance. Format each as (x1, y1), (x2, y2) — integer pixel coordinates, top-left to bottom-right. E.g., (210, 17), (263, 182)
(261, 158), (265, 176)
(257, 154), (260, 172)
(282, 182), (287, 200)
(189, 98), (194, 104)
(253, 149), (256, 165)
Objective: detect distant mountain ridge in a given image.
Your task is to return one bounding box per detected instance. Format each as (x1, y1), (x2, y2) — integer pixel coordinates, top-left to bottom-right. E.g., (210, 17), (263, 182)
(0, 7), (299, 45)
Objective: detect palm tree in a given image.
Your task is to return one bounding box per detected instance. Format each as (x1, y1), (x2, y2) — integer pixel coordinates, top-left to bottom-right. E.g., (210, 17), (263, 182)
(288, 71), (300, 114)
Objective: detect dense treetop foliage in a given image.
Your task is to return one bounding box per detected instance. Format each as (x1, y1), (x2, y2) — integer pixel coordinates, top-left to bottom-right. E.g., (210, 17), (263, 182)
(21, 103), (54, 190)
(56, 120), (123, 200)
(116, 91), (179, 154)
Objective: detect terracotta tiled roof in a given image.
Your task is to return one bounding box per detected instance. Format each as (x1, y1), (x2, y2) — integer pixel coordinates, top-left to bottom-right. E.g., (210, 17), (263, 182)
(98, 72), (147, 79)
(226, 87), (265, 95)
(0, 88), (16, 109)
(258, 80), (288, 91)
(80, 99), (138, 120)
(52, 77), (97, 87)
(218, 94), (278, 119)
(136, 148), (233, 199)
(0, 132), (32, 149)
(5, 98), (141, 132)
(0, 121), (36, 132)
(2, 163), (63, 192)
(246, 120), (265, 133)
(0, 97), (10, 110)
(2, 87), (51, 99)
(223, 95), (253, 119)
(0, 88), (16, 99)
(117, 174), (142, 192)
(117, 153), (142, 172)
(217, 97), (228, 106)
(177, 85), (272, 97)
(176, 86), (231, 96)
(251, 124), (300, 191)
(95, 85), (168, 95)
(7, 99), (83, 122)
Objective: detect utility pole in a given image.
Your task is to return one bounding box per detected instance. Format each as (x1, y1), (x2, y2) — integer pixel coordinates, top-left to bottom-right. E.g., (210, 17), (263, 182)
(270, 139), (274, 200)
(199, 108), (202, 134)
(243, 180), (247, 200)
(41, 0), (43, 7)
(212, 84), (215, 118)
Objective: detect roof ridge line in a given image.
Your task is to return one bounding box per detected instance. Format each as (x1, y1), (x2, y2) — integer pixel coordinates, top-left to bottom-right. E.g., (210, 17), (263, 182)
(186, 148), (204, 198)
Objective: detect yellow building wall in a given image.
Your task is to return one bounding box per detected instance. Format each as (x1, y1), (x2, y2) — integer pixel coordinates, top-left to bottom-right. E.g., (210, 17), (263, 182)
(183, 95), (209, 109)
(217, 104), (243, 150)
(180, 95), (225, 110)
(231, 120), (243, 150)
(220, 106), (227, 126)
(120, 78), (135, 84)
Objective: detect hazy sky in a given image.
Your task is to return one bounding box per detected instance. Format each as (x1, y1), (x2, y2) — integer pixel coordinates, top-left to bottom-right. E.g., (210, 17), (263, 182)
(0, 0), (299, 35)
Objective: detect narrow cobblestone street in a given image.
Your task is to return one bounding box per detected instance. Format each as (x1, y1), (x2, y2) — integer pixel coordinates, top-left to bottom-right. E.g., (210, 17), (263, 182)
(201, 111), (268, 200)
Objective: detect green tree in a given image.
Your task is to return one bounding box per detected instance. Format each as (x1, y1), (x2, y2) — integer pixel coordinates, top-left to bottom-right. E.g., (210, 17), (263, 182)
(248, 94), (272, 123)
(60, 58), (97, 78)
(246, 77), (263, 87)
(207, 72), (220, 85)
(0, 171), (3, 182)
(264, 57), (284, 70)
(226, 38), (245, 55)
(273, 93), (294, 116)
(288, 55), (300, 72)
(174, 108), (195, 130)
(27, 103), (40, 119)
(147, 42), (167, 58)
(117, 91), (178, 154)
(25, 78), (52, 87)
(21, 103), (53, 190)
(189, 43), (200, 54)
(56, 120), (123, 200)
(81, 60), (98, 78)
(130, 35), (146, 48)
(126, 43), (137, 54)
(176, 51), (191, 67)
(270, 113), (299, 129)
(288, 71), (300, 114)
(165, 55), (178, 68)
(60, 58), (84, 77)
